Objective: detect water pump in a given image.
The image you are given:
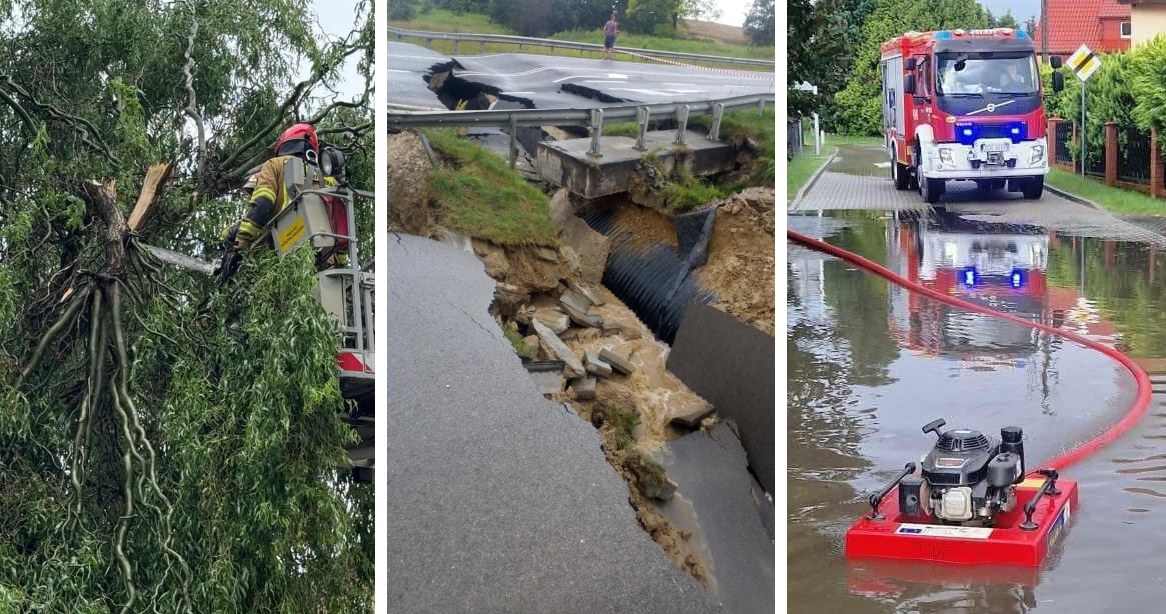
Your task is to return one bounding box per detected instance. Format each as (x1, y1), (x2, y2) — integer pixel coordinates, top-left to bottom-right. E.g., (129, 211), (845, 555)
(896, 418), (1026, 525)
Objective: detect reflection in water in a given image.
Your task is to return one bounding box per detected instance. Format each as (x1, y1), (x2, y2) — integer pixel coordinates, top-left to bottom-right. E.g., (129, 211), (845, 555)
(787, 209), (1166, 613)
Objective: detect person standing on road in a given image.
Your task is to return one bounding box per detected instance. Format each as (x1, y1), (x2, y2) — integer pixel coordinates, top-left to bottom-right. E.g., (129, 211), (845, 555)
(603, 12), (619, 61)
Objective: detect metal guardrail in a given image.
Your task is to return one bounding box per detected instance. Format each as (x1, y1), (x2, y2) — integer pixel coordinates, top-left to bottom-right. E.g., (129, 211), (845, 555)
(387, 93), (774, 167)
(387, 25), (775, 69)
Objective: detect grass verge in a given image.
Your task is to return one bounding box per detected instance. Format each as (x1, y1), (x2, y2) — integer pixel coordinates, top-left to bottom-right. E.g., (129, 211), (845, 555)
(421, 128), (558, 247)
(390, 10), (773, 71)
(609, 405), (639, 450)
(502, 322), (537, 359)
(787, 154), (831, 200)
(1046, 169), (1166, 217)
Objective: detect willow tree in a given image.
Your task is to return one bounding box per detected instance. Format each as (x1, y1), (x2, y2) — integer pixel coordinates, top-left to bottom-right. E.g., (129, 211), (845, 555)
(0, 0), (374, 611)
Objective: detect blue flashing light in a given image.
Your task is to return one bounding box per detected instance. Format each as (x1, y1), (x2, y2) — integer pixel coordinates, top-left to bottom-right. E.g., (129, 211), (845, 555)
(935, 30), (953, 40)
(1015, 30), (1030, 40)
(961, 267), (978, 287)
(1010, 269), (1025, 288)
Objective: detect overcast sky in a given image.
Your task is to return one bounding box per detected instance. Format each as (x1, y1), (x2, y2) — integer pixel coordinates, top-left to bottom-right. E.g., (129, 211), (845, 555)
(712, 0), (751, 28)
(309, 0), (367, 99)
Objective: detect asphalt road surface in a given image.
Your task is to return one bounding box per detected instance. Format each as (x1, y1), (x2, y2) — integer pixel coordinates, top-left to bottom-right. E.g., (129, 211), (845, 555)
(791, 144), (1166, 246)
(385, 234), (723, 614)
(387, 41), (453, 109)
(387, 41), (774, 111)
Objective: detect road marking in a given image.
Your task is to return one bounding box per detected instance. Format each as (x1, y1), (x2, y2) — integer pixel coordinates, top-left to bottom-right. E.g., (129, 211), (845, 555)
(874, 162), (891, 168)
(502, 91), (535, 95)
(582, 80), (630, 84)
(386, 69), (412, 73)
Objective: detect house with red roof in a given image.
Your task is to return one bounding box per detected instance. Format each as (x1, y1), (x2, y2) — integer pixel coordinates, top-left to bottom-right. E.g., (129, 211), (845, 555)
(1033, 0), (1131, 57)
(1118, 1), (1166, 46)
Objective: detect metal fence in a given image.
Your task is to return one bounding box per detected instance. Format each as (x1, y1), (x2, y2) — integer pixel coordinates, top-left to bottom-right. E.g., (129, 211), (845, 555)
(1119, 126), (1153, 185)
(1054, 122), (1073, 166)
(787, 119), (804, 158)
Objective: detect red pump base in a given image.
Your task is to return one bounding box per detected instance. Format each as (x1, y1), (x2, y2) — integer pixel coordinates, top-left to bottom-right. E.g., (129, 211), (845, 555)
(845, 475), (1078, 567)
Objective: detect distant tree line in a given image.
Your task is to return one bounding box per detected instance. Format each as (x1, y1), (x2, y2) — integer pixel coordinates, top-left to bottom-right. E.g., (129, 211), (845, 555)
(788, 0), (1025, 131)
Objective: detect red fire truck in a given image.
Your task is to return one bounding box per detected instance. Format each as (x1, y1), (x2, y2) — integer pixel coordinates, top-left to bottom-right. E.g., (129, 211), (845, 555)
(880, 29), (1064, 203)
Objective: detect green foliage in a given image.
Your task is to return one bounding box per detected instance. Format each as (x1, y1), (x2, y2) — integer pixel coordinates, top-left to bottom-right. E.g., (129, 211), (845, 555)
(661, 172), (727, 212)
(502, 322), (537, 359)
(1129, 36), (1166, 139)
(1062, 52), (1135, 170)
(833, 0), (989, 135)
(0, 0), (373, 610)
(609, 405), (639, 450)
(422, 128), (558, 247)
(388, 0), (417, 20)
(744, 0), (775, 44)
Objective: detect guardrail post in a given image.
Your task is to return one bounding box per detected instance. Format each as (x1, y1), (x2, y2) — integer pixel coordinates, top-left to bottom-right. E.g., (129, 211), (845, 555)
(509, 114), (519, 169)
(453, 40), (459, 53)
(758, 98), (765, 115)
(589, 109), (604, 158)
(708, 103), (724, 141)
(634, 106), (649, 151)
(674, 105), (689, 146)
(480, 41), (485, 53)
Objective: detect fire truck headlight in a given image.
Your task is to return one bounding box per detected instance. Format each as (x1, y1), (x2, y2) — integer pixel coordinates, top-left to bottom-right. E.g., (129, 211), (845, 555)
(1030, 144), (1045, 165)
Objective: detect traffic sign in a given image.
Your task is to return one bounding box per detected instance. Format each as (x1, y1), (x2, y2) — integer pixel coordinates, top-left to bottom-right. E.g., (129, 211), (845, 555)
(1066, 44), (1101, 82)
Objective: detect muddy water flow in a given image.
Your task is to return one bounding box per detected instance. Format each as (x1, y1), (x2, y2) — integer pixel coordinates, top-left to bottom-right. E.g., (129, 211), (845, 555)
(788, 209), (1166, 613)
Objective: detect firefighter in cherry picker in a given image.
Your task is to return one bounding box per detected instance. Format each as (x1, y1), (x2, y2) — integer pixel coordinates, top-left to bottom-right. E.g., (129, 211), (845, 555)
(218, 122), (347, 277)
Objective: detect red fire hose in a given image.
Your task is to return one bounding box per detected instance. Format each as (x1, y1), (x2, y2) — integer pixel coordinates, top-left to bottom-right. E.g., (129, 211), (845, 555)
(787, 228), (1152, 473)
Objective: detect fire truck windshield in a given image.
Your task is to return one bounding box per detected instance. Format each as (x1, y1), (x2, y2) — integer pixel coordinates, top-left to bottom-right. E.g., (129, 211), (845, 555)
(936, 53), (1038, 97)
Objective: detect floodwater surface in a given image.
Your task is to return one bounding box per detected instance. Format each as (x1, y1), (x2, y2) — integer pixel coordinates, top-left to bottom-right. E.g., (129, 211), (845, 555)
(788, 210), (1166, 613)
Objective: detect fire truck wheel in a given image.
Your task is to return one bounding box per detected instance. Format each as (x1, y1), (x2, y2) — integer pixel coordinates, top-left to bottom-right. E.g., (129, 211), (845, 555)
(921, 177), (944, 204)
(893, 159), (911, 190)
(1022, 176), (1044, 200)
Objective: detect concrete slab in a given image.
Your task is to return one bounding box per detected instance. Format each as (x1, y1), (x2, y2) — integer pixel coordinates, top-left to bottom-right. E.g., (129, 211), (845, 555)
(524, 361), (566, 395)
(570, 375), (598, 400)
(538, 130), (737, 199)
(567, 279), (606, 306)
(560, 288), (594, 312)
(533, 308), (570, 334)
(654, 423), (775, 614)
(561, 300), (603, 329)
(585, 351), (613, 378)
(600, 347), (637, 376)
(533, 319), (586, 378)
(387, 233), (722, 613)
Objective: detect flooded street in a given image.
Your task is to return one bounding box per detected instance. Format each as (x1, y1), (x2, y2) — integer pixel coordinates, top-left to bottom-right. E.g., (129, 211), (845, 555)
(788, 145), (1166, 613)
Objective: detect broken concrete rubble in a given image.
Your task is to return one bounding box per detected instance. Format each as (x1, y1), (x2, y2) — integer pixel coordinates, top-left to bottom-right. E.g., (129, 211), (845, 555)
(570, 375), (597, 400)
(599, 347), (636, 376)
(522, 361), (566, 395)
(561, 301), (603, 329)
(584, 351), (613, 378)
(567, 279), (605, 306)
(532, 319), (585, 378)
(559, 288), (593, 313)
(532, 308), (570, 334)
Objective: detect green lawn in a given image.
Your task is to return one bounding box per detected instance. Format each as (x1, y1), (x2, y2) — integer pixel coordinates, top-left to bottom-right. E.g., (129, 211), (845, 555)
(390, 10), (511, 34)
(421, 128), (558, 247)
(1046, 169), (1166, 216)
(820, 134), (884, 148)
(787, 153), (831, 200)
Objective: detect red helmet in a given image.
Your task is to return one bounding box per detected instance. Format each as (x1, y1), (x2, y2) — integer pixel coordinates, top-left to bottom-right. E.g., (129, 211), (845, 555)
(274, 123), (319, 155)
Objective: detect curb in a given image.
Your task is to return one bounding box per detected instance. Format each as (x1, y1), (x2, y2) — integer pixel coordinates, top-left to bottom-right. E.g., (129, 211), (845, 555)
(788, 148), (839, 212)
(1045, 183), (1102, 211)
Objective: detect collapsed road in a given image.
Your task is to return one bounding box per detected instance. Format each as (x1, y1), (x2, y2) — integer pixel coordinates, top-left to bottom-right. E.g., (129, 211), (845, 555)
(385, 233), (723, 613)
(388, 40), (775, 112)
